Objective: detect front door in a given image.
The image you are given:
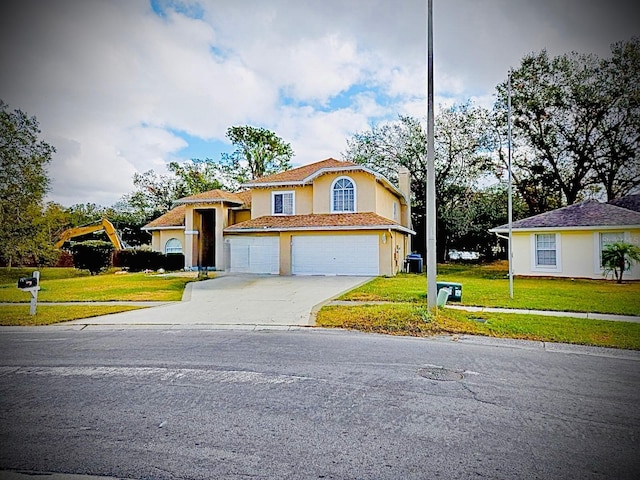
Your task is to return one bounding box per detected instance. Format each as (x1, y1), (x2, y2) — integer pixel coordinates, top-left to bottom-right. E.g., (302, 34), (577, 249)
(198, 209), (216, 268)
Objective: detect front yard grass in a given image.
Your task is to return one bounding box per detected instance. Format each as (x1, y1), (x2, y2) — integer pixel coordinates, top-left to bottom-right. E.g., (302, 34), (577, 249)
(0, 304), (145, 326)
(320, 261), (640, 349)
(0, 267), (197, 326)
(0, 268), (196, 303)
(340, 262), (640, 316)
(317, 304), (640, 350)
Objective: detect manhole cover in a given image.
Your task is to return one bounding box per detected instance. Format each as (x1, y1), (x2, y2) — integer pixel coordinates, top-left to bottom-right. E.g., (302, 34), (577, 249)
(418, 367), (463, 381)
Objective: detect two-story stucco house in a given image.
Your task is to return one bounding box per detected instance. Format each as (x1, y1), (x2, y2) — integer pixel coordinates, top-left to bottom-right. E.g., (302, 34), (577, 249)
(142, 158), (414, 276)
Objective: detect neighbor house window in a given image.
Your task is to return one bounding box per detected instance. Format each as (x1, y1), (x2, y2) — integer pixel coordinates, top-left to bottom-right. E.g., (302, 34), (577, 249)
(599, 232), (625, 267)
(535, 234), (557, 267)
(332, 177), (355, 212)
(531, 233), (562, 272)
(393, 202), (398, 221)
(165, 238), (183, 254)
(272, 191), (294, 215)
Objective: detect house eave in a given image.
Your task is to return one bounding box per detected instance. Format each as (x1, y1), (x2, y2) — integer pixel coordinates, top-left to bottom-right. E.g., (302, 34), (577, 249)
(173, 199), (243, 206)
(141, 226), (186, 232)
(489, 224), (640, 234)
(225, 224), (415, 235)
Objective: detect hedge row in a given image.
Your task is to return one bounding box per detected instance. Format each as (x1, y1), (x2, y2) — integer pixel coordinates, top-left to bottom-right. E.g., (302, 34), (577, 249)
(112, 249), (185, 272)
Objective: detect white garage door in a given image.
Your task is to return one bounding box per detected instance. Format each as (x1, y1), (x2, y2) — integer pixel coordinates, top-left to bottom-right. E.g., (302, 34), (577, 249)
(228, 236), (279, 274)
(292, 235), (379, 276)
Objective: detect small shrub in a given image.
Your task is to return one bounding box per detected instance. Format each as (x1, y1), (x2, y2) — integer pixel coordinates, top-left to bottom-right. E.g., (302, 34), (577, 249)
(164, 253), (185, 271)
(71, 240), (114, 275)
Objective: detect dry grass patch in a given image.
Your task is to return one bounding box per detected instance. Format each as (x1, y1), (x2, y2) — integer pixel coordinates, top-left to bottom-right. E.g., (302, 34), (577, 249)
(0, 305), (145, 326)
(316, 303), (640, 350)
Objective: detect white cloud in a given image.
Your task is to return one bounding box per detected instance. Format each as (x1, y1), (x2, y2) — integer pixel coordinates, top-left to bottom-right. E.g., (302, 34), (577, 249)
(1, 0), (637, 206)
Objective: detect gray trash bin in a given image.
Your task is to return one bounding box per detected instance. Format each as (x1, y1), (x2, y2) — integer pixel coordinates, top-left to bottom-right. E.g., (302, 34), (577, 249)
(405, 253), (423, 273)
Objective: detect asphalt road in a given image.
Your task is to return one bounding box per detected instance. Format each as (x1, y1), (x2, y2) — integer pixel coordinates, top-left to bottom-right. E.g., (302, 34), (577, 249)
(0, 328), (639, 480)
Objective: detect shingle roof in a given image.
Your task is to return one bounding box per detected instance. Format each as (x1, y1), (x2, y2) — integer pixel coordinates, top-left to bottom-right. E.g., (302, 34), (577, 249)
(174, 189), (246, 205)
(224, 212), (414, 233)
(608, 194), (640, 213)
(235, 190), (252, 208)
(491, 200), (640, 231)
(246, 158), (358, 185)
(142, 205), (186, 230)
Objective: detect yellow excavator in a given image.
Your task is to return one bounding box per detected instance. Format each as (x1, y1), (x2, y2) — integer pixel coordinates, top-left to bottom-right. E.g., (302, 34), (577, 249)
(55, 218), (124, 250)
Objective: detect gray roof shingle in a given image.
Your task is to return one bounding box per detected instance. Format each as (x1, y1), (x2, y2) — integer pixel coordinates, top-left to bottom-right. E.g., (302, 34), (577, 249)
(491, 200), (640, 231)
(608, 194), (640, 213)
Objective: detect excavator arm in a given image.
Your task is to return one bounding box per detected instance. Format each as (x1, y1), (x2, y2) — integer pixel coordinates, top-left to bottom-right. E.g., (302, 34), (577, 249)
(55, 218), (124, 250)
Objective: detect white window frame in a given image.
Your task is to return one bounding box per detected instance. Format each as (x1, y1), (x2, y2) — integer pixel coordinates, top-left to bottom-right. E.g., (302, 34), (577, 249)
(593, 231), (629, 274)
(271, 191), (295, 215)
(393, 201), (398, 221)
(530, 233), (561, 272)
(165, 237), (183, 254)
(331, 176), (356, 213)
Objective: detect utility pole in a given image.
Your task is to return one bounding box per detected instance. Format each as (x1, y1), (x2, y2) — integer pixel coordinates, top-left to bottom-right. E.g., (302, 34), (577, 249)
(507, 72), (514, 299)
(426, 0), (437, 310)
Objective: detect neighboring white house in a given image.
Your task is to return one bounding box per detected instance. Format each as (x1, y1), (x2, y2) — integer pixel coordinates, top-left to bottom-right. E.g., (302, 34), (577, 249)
(490, 195), (640, 280)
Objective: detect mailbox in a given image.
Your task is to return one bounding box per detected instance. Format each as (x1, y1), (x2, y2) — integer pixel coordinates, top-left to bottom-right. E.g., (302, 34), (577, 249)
(18, 277), (38, 289)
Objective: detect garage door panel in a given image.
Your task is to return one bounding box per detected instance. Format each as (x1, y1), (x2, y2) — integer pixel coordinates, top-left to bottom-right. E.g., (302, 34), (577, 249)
(292, 235), (379, 276)
(228, 236), (279, 274)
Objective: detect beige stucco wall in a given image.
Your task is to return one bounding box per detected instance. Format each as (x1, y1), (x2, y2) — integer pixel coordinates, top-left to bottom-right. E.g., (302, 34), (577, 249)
(231, 209), (251, 225)
(312, 171), (377, 213)
(512, 228), (640, 280)
(251, 186), (313, 217)
(375, 182), (401, 222)
(150, 229), (186, 254)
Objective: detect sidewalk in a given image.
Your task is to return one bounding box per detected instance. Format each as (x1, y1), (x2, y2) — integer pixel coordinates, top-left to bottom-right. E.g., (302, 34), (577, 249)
(327, 300), (640, 323)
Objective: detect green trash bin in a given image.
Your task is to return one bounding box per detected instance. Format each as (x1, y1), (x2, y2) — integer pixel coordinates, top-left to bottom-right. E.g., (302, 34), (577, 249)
(436, 282), (462, 302)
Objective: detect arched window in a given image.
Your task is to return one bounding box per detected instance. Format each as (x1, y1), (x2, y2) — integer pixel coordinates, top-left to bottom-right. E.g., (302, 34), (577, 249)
(331, 177), (356, 212)
(165, 238), (183, 254)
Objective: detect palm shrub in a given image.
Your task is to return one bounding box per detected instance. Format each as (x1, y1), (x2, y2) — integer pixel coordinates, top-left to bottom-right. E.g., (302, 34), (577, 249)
(601, 242), (640, 283)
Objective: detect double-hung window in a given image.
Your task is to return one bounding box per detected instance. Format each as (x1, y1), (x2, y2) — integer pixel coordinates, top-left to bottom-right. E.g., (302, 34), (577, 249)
(272, 191), (294, 215)
(532, 233), (561, 271)
(332, 177), (355, 212)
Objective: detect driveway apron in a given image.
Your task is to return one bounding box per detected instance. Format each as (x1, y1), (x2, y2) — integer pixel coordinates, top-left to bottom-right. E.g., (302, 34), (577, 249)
(63, 275), (369, 327)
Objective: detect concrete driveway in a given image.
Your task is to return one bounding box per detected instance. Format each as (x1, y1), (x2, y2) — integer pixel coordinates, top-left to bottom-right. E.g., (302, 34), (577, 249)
(64, 274), (369, 327)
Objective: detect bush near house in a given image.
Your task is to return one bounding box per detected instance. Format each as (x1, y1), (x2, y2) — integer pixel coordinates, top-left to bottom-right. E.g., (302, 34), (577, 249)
(70, 240), (114, 275)
(112, 249), (185, 272)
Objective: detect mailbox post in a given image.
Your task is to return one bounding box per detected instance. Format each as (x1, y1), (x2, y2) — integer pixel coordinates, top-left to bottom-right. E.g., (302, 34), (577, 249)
(18, 271), (40, 315)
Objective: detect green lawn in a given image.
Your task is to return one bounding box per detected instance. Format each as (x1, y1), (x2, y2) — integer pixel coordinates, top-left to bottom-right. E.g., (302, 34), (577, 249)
(317, 304), (640, 350)
(0, 267), (196, 326)
(340, 262), (640, 316)
(0, 268), (196, 302)
(0, 304), (145, 326)
(319, 261), (640, 349)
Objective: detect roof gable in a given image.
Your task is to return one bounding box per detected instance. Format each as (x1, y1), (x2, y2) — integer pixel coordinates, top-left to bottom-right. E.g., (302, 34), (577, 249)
(492, 200), (640, 231)
(245, 158), (357, 185)
(174, 189), (246, 205)
(142, 205), (186, 230)
(243, 157), (407, 203)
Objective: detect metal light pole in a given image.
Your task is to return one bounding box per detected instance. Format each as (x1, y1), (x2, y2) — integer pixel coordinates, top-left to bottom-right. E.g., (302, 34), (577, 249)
(426, 0), (437, 309)
(507, 72), (514, 299)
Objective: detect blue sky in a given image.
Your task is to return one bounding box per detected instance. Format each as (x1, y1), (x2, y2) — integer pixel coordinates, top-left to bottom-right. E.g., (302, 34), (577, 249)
(1, 0), (638, 206)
